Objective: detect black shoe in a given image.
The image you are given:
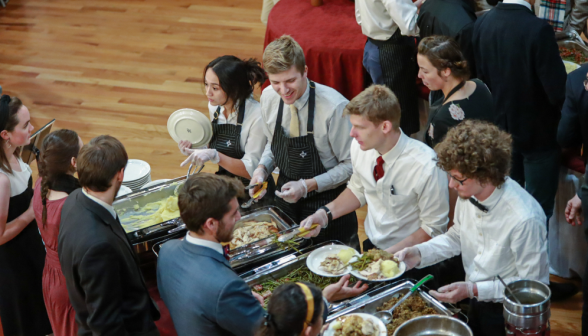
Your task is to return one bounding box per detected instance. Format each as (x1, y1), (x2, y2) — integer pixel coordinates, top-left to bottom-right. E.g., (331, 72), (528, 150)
(549, 282), (579, 301)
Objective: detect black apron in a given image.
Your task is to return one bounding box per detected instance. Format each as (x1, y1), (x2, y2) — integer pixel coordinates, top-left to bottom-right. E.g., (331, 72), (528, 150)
(209, 103), (275, 207)
(372, 30), (420, 135)
(270, 81), (359, 250)
(0, 176), (52, 336)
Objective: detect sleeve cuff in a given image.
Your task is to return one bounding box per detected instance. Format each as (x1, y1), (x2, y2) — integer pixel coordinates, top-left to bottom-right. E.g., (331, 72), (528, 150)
(419, 223), (434, 238)
(259, 157), (275, 174)
(475, 280), (500, 302)
(348, 184), (366, 207)
(314, 174), (332, 193)
(416, 243), (436, 269)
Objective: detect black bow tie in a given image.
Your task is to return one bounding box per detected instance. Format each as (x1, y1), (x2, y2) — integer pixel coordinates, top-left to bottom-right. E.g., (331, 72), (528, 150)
(469, 197), (488, 213)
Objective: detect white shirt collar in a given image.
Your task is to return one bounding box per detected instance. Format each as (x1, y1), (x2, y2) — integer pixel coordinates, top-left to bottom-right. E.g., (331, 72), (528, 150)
(82, 188), (117, 219)
(503, 0), (532, 11)
(475, 178), (509, 212)
(381, 130), (408, 163)
(184, 232), (224, 255)
(292, 79), (311, 111)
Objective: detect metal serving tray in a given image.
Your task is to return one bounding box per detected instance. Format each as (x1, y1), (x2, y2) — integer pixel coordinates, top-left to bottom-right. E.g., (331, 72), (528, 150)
(326, 280), (457, 323)
(113, 176), (186, 239)
(558, 39), (588, 65)
(240, 241), (393, 315)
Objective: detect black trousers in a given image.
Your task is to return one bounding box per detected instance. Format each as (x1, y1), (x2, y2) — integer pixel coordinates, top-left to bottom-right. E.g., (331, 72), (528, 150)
(580, 178), (588, 336)
(510, 147), (560, 224)
(362, 238), (440, 289)
(467, 299), (505, 336)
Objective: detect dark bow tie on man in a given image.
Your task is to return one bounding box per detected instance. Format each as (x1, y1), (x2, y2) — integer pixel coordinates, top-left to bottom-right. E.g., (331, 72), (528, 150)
(469, 197), (488, 213)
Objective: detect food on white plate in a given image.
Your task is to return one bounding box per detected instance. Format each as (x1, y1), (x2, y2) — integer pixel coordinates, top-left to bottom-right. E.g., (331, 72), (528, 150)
(332, 315), (378, 336)
(351, 249), (401, 280)
(230, 220), (279, 249)
(320, 248), (357, 275)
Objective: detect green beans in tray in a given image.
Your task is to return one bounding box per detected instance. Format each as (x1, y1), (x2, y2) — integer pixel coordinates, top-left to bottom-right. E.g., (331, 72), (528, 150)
(251, 266), (357, 306)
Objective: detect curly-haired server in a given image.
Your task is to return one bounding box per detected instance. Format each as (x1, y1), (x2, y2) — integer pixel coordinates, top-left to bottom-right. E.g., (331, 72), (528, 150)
(396, 120), (549, 336)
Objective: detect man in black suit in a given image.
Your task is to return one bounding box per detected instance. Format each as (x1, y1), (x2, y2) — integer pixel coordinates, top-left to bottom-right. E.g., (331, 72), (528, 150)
(473, 0), (566, 225)
(558, 64), (588, 334)
(58, 135), (160, 336)
(418, 0), (478, 78)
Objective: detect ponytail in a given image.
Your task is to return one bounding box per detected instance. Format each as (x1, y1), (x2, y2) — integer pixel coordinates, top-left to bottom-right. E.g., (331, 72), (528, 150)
(244, 58), (268, 88)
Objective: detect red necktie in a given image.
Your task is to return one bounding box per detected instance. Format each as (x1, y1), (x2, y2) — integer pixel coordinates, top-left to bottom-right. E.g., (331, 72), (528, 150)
(373, 156), (385, 182)
(223, 244), (231, 261)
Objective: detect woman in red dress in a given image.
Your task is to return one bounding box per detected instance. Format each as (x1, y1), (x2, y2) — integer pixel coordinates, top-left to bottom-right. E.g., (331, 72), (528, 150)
(32, 129), (83, 336)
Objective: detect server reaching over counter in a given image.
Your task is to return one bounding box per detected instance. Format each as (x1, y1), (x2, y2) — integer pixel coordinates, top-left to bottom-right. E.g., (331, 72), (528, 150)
(248, 35), (359, 249)
(179, 56), (274, 207)
(300, 85), (449, 282)
(396, 121), (549, 336)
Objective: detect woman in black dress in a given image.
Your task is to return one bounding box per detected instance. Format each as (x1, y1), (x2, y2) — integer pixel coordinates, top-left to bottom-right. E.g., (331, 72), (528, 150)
(417, 37), (495, 288)
(417, 36), (495, 148)
(0, 95), (52, 336)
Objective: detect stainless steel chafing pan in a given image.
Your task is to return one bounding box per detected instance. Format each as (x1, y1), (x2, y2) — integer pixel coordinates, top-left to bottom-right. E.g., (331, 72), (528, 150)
(558, 39), (588, 65)
(240, 241), (393, 315)
(326, 280), (459, 323)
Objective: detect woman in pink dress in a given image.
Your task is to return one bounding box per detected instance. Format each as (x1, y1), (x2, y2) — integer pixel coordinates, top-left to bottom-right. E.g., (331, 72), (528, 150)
(32, 129), (83, 336)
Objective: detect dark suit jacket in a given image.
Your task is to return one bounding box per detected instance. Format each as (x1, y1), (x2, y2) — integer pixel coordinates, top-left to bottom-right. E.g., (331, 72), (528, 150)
(418, 0), (478, 78)
(473, 3), (567, 152)
(58, 189), (160, 336)
(157, 239), (265, 336)
(558, 64), (588, 150)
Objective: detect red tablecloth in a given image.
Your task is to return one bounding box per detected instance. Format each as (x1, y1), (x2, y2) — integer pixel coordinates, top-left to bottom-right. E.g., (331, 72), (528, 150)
(264, 0), (366, 100)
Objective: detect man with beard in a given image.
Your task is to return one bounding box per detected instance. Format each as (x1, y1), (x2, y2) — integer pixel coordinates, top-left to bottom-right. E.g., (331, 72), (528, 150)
(59, 135), (160, 336)
(395, 121), (549, 336)
(157, 173), (368, 336)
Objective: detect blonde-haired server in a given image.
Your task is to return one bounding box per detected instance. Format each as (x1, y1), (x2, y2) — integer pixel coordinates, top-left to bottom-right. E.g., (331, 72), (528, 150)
(249, 35), (359, 249)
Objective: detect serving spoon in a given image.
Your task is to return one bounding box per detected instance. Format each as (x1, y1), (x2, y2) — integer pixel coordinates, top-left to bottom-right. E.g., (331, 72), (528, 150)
(374, 274), (434, 325)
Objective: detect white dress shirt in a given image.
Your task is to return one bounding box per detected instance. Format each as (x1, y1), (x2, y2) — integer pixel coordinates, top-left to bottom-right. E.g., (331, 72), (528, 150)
(347, 132), (449, 249)
(503, 0), (532, 10)
(82, 188), (117, 220)
(259, 80), (353, 193)
(416, 178), (549, 302)
(185, 232), (224, 255)
(209, 96), (268, 178)
(355, 0), (420, 40)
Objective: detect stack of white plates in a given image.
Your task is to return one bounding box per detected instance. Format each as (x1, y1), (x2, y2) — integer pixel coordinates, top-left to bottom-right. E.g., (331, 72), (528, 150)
(123, 159), (152, 191)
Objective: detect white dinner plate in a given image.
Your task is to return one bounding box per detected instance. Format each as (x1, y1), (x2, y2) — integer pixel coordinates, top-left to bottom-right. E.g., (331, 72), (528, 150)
(141, 179), (171, 190)
(324, 313), (387, 336)
(349, 256), (406, 282)
(167, 108), (213, 148)
(116, 185), (133, 198)
(306, 245), (359, 278)
(123, 159), (151, 182)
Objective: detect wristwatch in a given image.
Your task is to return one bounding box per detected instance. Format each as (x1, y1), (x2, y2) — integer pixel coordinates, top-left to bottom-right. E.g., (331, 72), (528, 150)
(319, 206), (332, 227)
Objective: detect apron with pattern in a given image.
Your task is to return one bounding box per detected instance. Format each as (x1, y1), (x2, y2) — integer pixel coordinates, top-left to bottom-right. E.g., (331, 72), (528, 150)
(270, 81), (359, 249)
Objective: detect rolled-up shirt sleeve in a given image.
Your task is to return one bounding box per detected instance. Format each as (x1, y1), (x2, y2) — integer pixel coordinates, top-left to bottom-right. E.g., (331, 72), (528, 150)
(382, 0), (419, 36)
(476, 218), (549, 302)
(415, 166), (449, 237)
(259, 94), (276, 173)
(241, 112), (267, 177)
(314, 102), (354, 193)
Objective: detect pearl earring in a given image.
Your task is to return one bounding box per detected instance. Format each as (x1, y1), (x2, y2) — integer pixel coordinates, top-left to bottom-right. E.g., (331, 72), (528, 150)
(6, 140), (11, 149)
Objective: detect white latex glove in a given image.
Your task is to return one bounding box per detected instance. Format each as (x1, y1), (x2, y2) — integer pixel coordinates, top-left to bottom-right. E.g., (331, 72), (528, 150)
(180, 149), (220, 167)
(249, 166), (269, 200)
(178, 140), (194, 156)
(299, 208), (328, 238)
(394, 247), (422, 270)
(275, 179), (308, 203)
(429, 282), (475, 304)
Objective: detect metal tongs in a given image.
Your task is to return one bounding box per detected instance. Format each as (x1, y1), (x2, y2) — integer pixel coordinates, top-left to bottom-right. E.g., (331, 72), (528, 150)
(174, 163), (204, 195)
(241, 182), (268, 209)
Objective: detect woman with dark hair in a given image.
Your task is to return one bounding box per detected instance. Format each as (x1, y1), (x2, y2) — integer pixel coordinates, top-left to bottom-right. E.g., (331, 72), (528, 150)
(417, 35), (494, 148)
(256, 282), (325, 336)
(179, 56), (275, 204)
(0, 95), (52, 336)
(32, 129), (83, 336)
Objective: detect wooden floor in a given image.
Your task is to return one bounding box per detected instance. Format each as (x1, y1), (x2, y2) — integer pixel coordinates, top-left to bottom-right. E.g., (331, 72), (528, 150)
(0, 0), (582, 335)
